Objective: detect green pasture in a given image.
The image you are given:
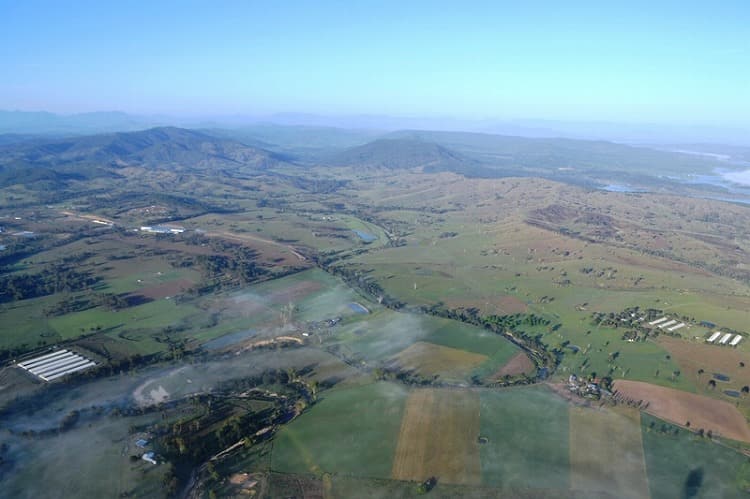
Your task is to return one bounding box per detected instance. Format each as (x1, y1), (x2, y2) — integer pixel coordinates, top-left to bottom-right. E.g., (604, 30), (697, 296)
(271, 382), (407, 477)
(641, 413), (749, 499)
(479, 385), (570, 490)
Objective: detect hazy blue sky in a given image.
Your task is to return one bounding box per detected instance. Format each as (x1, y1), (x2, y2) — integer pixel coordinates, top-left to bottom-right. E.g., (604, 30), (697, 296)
(1, 1), (748, 125)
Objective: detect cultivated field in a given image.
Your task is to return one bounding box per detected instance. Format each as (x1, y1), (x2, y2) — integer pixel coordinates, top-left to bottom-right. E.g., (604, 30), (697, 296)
(614, 379), (750, 442)
(569, 406), (649, 499)
(494, 351), (536, 377)
(392, 388), (481, 485)
(479, 386), (570, 491)
(270, 382), (407, 477)
(389, 342), (488, 383)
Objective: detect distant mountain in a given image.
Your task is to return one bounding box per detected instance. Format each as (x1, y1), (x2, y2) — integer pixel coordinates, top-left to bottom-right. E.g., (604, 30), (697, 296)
(384, 130), (723, 177)
(329, 138), (482, 172)
(1, 126), (284, 168)
(0, 127), (288, 188)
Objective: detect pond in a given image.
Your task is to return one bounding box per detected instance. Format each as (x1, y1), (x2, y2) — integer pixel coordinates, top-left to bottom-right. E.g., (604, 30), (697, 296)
(352, 229), (377, 243)
(348, 302), (370, 314)
(202, 329), (258, 350)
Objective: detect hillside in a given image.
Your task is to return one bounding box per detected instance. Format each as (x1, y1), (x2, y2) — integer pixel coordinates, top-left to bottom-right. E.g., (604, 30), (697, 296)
(386, 129), (723, 177)
(0, 127), (287, 188)
(329, 138), (482, 172)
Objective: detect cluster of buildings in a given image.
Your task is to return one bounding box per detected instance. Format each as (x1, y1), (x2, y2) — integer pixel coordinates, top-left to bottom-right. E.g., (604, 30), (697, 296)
(706, 331), (743, 347)
(648, 316), (686, 332)
(139, 225), (185, 234)
(567, 374), (603, 399)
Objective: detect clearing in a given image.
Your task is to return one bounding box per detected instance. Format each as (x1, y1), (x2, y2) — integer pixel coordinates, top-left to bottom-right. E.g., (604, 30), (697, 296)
(614, 379), (750, 443)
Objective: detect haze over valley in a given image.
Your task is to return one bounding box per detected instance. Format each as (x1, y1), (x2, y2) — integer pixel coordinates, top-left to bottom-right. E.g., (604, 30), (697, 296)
(1, 2), (750, 498)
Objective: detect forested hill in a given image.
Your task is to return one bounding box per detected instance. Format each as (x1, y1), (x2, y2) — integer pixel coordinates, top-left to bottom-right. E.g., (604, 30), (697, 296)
(328, 137), (481, 171)
(0, 126), (286, 169)
(0, 126), (289, 188)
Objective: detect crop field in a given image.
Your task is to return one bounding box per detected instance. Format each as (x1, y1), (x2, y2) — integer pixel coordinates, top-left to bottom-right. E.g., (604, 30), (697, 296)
(392, 388), (481, 485)
(641, 413), (750, 499)
(614, 379), (750, 443)
(323, 307), (523, 383)
(495, 352), (536, 377)
(270, 382), (407, 477)
(389, 342), (488, 382)
(478, 386), (570, 491)
(569, 406), (649, 499)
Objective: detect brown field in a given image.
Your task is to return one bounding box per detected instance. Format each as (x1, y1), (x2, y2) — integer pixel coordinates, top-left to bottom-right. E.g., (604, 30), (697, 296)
(269, 280), (323, 304)
(658, 336), (750, 397)
(444, 295), (527, 316)
(613, 380), (750, 443)
(569, 406), (649, 499)
(139, 278), (194, 299)
(497, 295), (529, 314)
(392, 389), (480, 485)
(391, 342), (488, 380)
(495, 352), (535, 377)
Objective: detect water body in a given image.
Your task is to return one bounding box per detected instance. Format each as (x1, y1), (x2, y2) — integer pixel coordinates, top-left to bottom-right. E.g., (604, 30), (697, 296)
(202, 329), (257, 350)
(724, 390), (741, 398)
(353, 229), (377, 243)
(601, 184), (645, 193)
(348, 302), (370, 314)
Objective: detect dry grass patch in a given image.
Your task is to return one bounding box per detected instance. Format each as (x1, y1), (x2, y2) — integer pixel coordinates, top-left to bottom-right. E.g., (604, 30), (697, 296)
(658, 335), (750, 395)
(569, 406), (649, 499)
(495, 352), (535, 377)
(614, 380), (750, 443)
(390, 342), (488, 380)
(392, 389), (481, 485)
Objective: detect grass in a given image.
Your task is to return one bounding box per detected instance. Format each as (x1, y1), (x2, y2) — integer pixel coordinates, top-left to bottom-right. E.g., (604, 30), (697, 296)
(390, 342), (488, 383)
(479, 385), (570, 491)
(569, 406), (649, 499)
(270, 382), (407, 478)
(641, 413), (750, 499)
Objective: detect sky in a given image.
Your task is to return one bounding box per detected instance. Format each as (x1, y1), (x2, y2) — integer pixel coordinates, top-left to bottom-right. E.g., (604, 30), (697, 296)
(0, 0), (748, 127)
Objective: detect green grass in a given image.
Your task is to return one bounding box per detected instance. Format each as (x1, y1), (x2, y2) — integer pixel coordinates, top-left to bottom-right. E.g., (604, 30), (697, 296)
(49, 299), (201, 339)
(271, 382), (407, 477)
(641, 413), (749, 499)
(479, 385), (570, 491)
(425, 319), (522, 380)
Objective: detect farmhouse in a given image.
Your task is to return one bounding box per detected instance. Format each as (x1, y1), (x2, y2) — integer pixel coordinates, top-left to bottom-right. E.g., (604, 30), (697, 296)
(140, 225), (185, 234)
(16, 349), (97, 381)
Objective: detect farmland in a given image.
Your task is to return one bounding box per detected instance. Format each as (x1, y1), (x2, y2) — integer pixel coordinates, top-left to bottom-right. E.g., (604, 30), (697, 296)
(270, 382), (407, 477)
(3, 125), (750, 497)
